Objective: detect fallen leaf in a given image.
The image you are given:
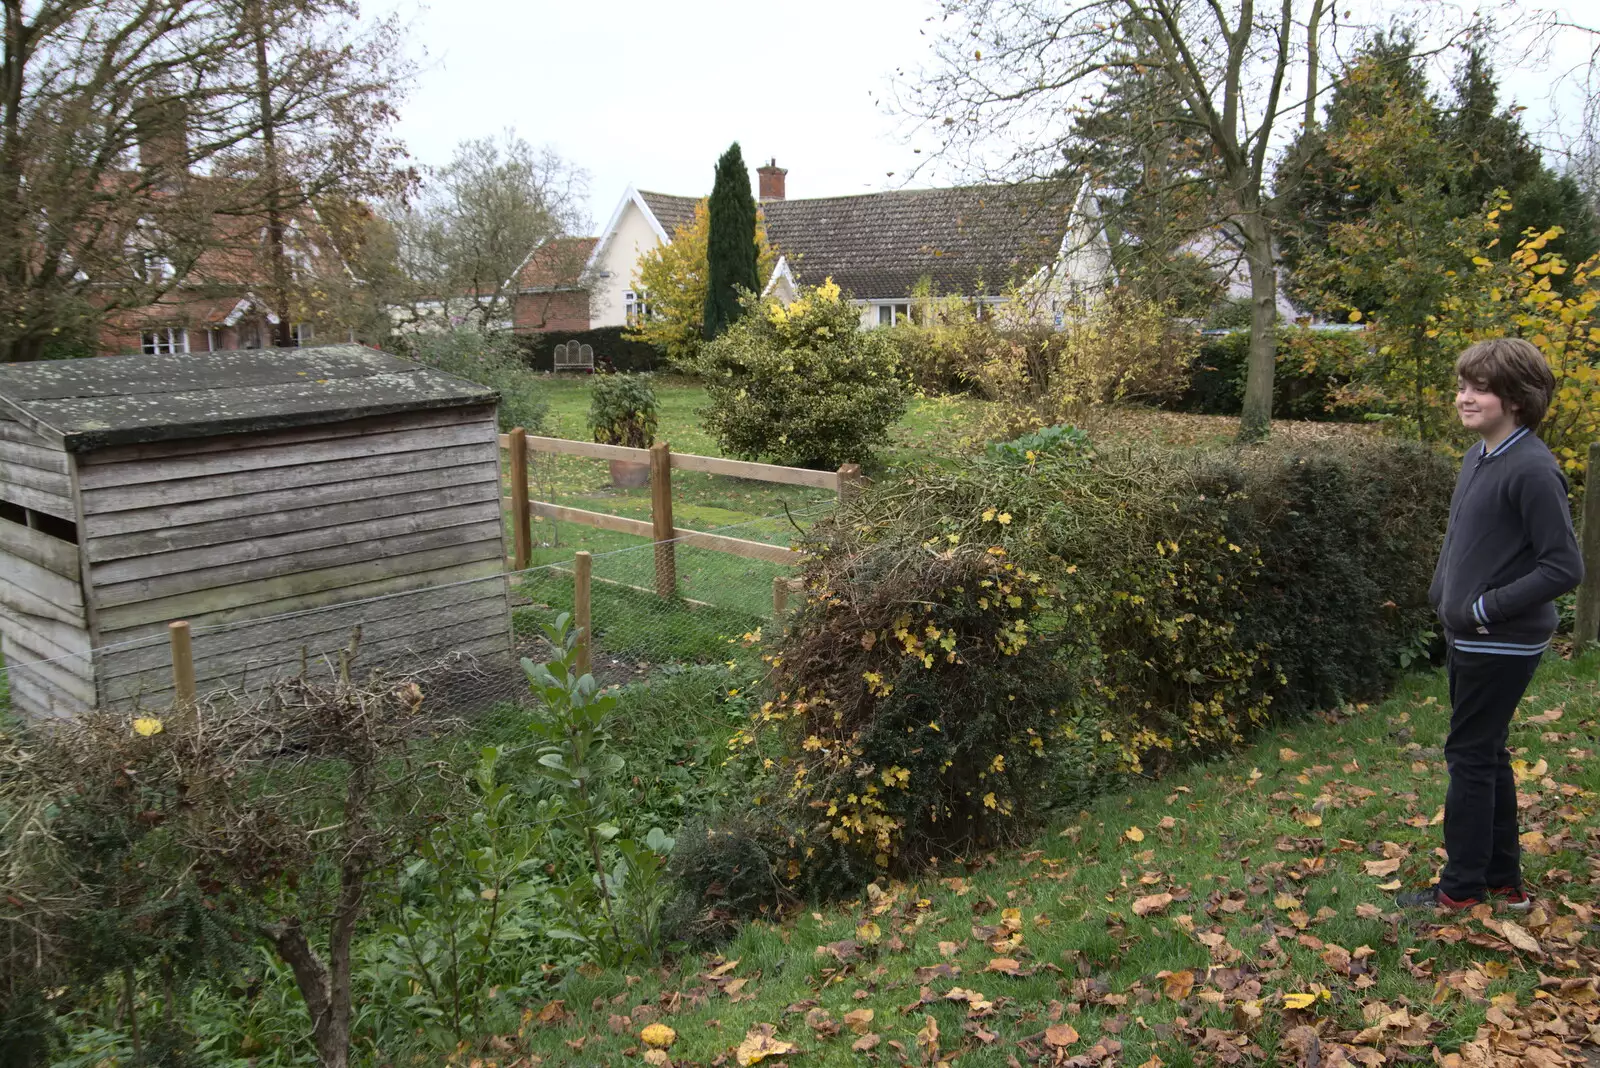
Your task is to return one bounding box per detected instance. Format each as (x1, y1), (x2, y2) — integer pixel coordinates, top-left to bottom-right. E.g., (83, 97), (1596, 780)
(1283, 992), (1318, 1010)
(1274, 893), (1302, 910)
(640, 1024), (677, 1049)
(986, 957), (1023, 975)
(1160, 969), (1195, 1000)
(735, 1024), (797, 1066)
(1044, 1023), (1080, 1048)
(851, 1033), (880, 1052)
(1125, 826), (1145, 843)
(1133, 893), (1174, 917)
(856, 920), (882, 945)
(1363, 858), (1402, 877)
(843, 1008), (874, 1034)
(938, 940), (961, 957)
(1497, 919), (1542, 955)
(1279, 748), (1301, 762)
(916, 1013), (940, 1054)
(805, 1007), (838, 1038)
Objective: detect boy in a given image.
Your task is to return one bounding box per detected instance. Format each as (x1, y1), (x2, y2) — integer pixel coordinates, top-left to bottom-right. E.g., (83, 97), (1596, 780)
(1401, 338), (1584, 912)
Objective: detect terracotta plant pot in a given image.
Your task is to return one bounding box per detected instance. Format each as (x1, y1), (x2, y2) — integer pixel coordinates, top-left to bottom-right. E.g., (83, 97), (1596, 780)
(609, 459), (650, 488)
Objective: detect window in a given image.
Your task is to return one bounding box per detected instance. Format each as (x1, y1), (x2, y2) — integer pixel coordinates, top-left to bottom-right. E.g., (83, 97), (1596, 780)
(877, 303), (910, 327)
(141, 328), (188, 354)
(292, 322), (314, 346)
(624, 290), (652, 325)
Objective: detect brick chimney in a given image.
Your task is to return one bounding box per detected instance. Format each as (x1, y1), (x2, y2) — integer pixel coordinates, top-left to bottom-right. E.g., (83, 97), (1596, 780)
(757, 159), (787, 202)
(132, 95), (189, 177)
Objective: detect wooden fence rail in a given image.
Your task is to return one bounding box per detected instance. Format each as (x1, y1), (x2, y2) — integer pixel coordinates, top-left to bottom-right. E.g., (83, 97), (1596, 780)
(499, 430), (864, 597)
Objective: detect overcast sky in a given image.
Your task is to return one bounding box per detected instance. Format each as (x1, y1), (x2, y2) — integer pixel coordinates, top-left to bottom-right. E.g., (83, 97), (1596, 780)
(371, 0), (1595, 234)
(374, 0), (942, 230)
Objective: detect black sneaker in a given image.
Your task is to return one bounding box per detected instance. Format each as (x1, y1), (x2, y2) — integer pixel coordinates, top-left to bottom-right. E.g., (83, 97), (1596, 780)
(1395, 887), (1480, 912)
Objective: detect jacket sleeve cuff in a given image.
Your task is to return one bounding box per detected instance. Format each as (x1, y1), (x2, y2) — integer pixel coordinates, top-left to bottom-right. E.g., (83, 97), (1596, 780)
(1475, 591), (1499, 625)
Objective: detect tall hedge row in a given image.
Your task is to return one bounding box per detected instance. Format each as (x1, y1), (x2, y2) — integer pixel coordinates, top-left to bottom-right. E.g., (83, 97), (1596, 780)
(751, 438), (1453, 887)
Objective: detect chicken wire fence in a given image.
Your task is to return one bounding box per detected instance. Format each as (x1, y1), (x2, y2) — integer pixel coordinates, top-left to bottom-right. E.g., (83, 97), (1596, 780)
(0, 505), (827, 732)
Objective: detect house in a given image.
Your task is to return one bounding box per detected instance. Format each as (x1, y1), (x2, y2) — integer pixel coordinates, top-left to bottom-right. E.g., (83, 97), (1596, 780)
(92, 104), (356, 357)
(582, 162), (1114, 331)
(511, 236), (598, 332)
(390, 234), (599, 337)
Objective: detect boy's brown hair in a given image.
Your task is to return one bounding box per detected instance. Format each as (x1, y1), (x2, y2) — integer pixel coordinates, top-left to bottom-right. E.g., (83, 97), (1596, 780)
(1455, 338), (1556, 430)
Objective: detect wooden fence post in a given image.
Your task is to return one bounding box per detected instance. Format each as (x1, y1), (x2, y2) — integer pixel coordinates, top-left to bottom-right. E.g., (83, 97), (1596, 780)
(650, 442), (676, 597)
(772, 574), (789, 619)
(168, 620), (195, 709)
(1576, 443), (1600, 647)
(574, 550), (593, 676)
(510, 427), (531, 570)
(837, 463), (863, 502)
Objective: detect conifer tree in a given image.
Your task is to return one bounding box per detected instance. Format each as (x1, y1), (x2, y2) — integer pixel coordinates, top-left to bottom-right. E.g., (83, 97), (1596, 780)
(703, 142), (759, 340)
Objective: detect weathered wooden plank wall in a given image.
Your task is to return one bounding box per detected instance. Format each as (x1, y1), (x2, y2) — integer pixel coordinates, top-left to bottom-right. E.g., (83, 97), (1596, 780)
(0, 418), (74, 520)
(75, 406), (513, 708)
(0, 415), (94, 718)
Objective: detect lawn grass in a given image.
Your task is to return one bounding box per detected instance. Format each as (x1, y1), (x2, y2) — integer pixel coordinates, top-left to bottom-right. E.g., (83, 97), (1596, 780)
(513, 648), (1600, 1066)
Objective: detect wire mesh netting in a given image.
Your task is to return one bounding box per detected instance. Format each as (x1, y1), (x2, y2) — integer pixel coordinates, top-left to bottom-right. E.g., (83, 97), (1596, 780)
(0, 504), (825, 727)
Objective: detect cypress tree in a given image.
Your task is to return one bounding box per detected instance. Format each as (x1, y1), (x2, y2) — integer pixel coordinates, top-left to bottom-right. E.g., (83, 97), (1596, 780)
(703, 142), (759, 340)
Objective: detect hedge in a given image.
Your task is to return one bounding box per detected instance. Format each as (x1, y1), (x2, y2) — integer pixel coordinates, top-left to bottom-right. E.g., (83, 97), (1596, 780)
(514, 327), (664, 373)
(741, 436), (1454, 888)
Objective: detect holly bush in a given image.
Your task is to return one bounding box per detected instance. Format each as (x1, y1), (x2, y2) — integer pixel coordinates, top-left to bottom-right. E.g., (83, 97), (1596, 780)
(689, 280), (908, 470)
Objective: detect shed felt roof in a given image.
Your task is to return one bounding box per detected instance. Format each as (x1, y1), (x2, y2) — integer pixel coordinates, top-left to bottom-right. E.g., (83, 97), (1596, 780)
(0, 344), (498, 452)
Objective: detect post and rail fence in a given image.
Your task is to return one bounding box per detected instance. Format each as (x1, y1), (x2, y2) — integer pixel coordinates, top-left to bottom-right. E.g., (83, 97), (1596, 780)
(142, 441), (1600, 707)
(1575, 442), (1600, 648)
(498, 428), (858, 615)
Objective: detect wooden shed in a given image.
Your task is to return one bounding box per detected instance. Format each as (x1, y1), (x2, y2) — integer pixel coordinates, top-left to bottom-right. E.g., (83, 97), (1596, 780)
(0, 345), (512, 718)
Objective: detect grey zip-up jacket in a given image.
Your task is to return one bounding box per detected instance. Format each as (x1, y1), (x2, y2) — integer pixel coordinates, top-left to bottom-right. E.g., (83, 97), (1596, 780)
(1429, 425), (1584, 656)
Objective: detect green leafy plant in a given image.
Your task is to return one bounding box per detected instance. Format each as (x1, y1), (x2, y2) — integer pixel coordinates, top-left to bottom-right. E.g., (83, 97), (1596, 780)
(689, 280), (908, 470)
(405, 327), (550, 433)
(521, 616), (674, 965)
(586, 374), (658, 448)
(373, 745), (549, 1046)
(985, 423), (1092, 466)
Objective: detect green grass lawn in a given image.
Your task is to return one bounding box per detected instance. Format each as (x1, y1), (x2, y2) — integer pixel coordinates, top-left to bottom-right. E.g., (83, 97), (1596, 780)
(513, 649), (1600, 1067)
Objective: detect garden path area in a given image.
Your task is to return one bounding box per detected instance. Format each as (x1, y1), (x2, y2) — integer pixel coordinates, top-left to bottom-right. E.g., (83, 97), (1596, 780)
(511, 650), (1600, 1067)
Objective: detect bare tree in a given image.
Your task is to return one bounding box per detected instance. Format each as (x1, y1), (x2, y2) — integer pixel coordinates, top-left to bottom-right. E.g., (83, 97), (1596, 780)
(223, 0), (412, 347)
(0, 0), (410, 362)
(904, 0), (1334, 440)
(390, 132), (590, 333)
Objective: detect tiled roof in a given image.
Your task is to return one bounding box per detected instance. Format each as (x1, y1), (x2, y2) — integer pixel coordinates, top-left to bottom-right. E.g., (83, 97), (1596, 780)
(637, 191), (700, 238)
(633, 184), (1081, 301)
(518, 236), (598, 289)
(764, 184), (1078, 300)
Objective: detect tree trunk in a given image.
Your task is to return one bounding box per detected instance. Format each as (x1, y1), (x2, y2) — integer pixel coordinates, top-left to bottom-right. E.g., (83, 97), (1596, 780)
(1236, 213), (1278, 443)
(250, 1), (293, 348)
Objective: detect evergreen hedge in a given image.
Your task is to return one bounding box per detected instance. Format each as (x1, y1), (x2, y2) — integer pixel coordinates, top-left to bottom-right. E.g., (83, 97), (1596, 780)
(1172, 328), (1372, 421)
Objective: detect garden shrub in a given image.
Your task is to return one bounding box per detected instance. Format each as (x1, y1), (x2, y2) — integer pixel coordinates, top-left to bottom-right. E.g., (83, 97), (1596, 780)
(739, 545), (1069, 880)
(403, 327), (550, 432)
(689, 280), (908, 469)
(750, 437), (1453, 885)
(1171, 327), (1371, 421)
(587, 373), (658, 447)
(968, 293), (1196, 437)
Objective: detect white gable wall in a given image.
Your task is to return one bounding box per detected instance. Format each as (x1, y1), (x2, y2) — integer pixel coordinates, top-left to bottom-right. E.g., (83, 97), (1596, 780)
(590, 199), (668, 328)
